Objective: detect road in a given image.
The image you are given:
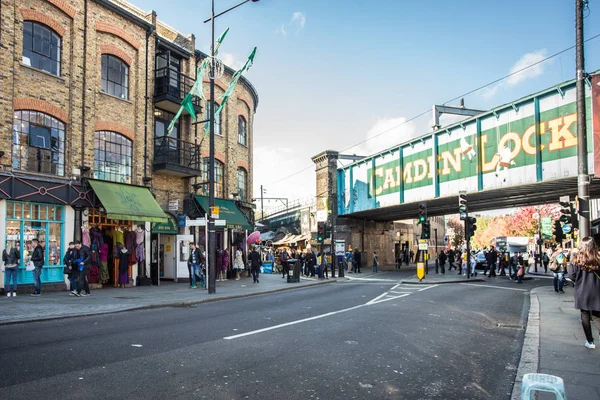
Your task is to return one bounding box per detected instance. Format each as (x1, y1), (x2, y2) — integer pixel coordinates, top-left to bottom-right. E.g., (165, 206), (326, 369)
(0, 272), (545, 399)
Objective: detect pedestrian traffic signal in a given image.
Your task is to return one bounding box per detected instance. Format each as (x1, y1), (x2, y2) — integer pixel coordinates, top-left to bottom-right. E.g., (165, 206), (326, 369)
(559, 201), (571, 224)
(458, 193), (468, 217)
(317, 222), (325, 242)
(418, 202), (427, 224)
(553, 220), (564, 242)
(421, 221), (431, 239)
(466, 216), (477, 240)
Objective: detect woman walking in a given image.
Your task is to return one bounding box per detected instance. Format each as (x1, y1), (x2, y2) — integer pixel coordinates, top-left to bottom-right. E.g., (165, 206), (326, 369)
(568, 237), (600, 349)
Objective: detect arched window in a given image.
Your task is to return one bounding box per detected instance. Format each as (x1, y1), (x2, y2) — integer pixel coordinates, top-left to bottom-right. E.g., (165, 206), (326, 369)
(205, 102), (221, 135)
(101, 54), (129, 100)
(201, 158), (224, 198)
(238, 115), (247, 146)
(237, 167), (247, 201)
(12, 110), (65, 175)
(94, 131), (132, 183)
(22, 21), (62, 76)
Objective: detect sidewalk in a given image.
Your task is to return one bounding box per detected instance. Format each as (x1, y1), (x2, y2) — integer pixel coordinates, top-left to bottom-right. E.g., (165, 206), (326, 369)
(513, 285), (600, 400)
(0, 274), (336, 325)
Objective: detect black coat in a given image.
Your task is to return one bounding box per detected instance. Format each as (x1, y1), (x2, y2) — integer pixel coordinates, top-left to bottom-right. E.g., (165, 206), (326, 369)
(248, 250), (261, 269)
(569, 264), (600, 311)
(31, 245), (44, 267)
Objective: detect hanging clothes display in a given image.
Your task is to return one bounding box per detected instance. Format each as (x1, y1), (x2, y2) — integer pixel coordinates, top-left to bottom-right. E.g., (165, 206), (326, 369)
(125, 229), (137, 264)
(98, 242), (109, 284)
(117, 245), (129, 286)
(81, 225), (91, 247)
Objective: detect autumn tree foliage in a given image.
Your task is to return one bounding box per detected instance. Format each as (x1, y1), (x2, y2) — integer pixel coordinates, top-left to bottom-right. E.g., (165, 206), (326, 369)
(447, 217), (465, 248)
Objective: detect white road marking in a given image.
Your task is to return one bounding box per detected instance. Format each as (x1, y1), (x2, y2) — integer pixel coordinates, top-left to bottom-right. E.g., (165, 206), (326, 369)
(389, 291), (414, 295)
(418, 285), (438, 291)
(460, 283), (527, 292)
(369, 294), (410, 304)
(391, 283), (400, 290)
(366, 292), (388, 305)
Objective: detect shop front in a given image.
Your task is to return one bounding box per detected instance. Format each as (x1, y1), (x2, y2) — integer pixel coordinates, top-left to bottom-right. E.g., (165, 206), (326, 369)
(150, 212), (179, 285)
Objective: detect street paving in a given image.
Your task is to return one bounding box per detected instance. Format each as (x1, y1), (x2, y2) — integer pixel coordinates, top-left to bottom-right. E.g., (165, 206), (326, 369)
(0, 273), (537, 399)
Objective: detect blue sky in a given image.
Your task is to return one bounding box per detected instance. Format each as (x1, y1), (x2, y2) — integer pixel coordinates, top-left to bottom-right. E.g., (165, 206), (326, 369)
(134, 0), (600, 210)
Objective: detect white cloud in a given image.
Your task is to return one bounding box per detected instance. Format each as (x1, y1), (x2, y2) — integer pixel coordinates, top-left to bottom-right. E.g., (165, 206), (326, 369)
(478, 49), (548, 99)
(291, 12), (306, 29)
(507, 49), (547, 86)
(345, 117), (419, 156)
(277, 12), (305, 37)
(219, 52), (244, 70)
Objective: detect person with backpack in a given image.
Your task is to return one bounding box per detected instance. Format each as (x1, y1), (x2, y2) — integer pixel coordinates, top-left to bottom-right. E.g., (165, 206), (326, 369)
(550, 245), (568, 293)
(542, 251), (550, 273)
(568, 237), (600, 349)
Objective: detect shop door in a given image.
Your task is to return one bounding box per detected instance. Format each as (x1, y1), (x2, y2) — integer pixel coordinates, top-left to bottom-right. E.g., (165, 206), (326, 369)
(175, 235), (193, 282)
(160, 235), (176, 280)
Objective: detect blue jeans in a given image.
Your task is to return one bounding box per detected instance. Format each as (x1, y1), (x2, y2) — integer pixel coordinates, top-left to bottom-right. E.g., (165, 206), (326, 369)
(33, 267), (42, 293)
(553, 272), (564, 291)
(4, 267), (18, 292)
(190, 264), (200, 286)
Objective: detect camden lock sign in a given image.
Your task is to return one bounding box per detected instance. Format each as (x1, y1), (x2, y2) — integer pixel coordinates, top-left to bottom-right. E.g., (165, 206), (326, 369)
(338, 76), (600, 215)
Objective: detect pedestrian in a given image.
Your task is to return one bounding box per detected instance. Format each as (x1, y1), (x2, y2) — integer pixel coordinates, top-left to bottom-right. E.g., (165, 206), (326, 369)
(63, 242), (77, 292)
(323, 252), (329, 279)
(249, 246), (261, 283)
(486, 246), (497, 277)
(542, 251), (550, 273)
(354, 249), (362, 273)
(447, 248), (455, 270)
(187, 242), (201, 289)
(30, 238), (44, 296)
(308, 249), (317, 277)
(460, 250), (468, 276)
(72, 240), (91, 296)
(2, 241), (20, 297)
(549, 246), (568, 293)
(509, 252), (519, 280)
(345, 249), (353, 273)
(372, 251), (378, 273)
(568, 237), (600, 349)
(409, 249), (415, 263)
(470, 252), (477, 276)
(438, 250), (446, 274)
(281, 248), (289, 279)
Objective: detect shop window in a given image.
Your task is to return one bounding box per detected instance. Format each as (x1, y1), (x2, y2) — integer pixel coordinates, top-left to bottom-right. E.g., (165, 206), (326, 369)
(206, 102), (221, 135)
(201, 158), (224, 198)
(6, 201), (65, 284)
(238, 115), (247, 146)
(101, 54), (129, 100)
(12, 110), (65, 176)
(94, 131), (132, 183)
(22, 21), (61, 76)
(237, 167), (247, 201)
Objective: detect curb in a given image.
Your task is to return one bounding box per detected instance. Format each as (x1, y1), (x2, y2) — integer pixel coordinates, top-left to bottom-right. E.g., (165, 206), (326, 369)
(511, 288), (540, 400)
(401, 278), (487, 285)
(0, 280), (336, 326)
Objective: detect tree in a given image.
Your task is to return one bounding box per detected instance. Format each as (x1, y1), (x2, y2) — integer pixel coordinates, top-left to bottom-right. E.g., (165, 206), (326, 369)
(447, 217), (465, 248)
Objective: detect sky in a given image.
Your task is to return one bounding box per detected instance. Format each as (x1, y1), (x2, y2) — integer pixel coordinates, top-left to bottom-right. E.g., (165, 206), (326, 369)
(134, 0), (600, 214)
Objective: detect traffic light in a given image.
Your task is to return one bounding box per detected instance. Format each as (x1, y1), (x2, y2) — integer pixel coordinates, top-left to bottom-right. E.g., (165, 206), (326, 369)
(466, 216), (477, 240)
(317, 222), (325, 242)
(559, 201), (571, 224)
(418, 202), (427, 224)
(458, 193), (468, 220)
(421, 221), (431, 239)
(553, 220), (564, 242)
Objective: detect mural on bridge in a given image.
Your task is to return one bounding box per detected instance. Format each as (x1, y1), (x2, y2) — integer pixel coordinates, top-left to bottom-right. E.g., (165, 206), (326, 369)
(339, 71), (600, 215)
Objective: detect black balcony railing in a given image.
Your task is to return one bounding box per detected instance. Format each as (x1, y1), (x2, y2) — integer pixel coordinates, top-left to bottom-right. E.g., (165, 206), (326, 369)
(153, 136), (202, 177)
(154, 67), (201, 108)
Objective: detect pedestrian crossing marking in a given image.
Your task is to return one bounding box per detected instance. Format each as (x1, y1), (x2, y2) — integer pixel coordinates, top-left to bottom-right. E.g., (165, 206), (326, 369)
(366, 284), (438, 305)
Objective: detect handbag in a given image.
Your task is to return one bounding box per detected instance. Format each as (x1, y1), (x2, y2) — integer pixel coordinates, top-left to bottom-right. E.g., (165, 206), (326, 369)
(26, 260), (35, 271)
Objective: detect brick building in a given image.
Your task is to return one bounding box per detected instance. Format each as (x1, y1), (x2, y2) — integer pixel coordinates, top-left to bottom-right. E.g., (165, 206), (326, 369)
(0, 0), (257, 293)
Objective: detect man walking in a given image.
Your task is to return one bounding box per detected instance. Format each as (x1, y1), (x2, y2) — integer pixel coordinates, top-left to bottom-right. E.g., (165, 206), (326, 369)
(353, 248), (362, 273)
(72, 240), (91, 297)
(63, 242), (77, 292)
(372, 251), (379, 273)
(249, 246), (261, 283)
(30, 239), (44, 296)
(447, 248), (455, 271)
(486, 246), (497, 277)
(281, 248), (289, 279)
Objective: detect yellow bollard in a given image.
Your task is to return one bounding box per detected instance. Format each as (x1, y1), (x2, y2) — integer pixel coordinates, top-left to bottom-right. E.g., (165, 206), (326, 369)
(417, 262), (425, 281)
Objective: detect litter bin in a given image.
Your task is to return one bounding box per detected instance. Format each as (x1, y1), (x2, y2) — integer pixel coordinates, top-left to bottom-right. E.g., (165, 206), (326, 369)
(287, 258), (300, 283)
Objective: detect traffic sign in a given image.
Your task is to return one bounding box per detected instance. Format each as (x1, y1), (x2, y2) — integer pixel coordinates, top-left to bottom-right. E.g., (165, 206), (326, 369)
(416, 262), (425, 281)
(418, 239), (428, 251)
(562, 224), (572, 234)
(316, 210), (327, 222)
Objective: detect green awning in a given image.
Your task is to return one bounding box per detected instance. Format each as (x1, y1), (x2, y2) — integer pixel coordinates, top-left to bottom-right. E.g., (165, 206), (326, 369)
(89, 180), (168, 223)
(151, 213), (179, 234)
(194, 196), (252, 230)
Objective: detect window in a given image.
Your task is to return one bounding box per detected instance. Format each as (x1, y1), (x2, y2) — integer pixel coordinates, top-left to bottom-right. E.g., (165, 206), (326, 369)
(201, 158), (224, 198)
(12, 111), (65, 175)
(154, 109), (179, 164)
(22, 21), (61, 76)
(94, 131), (132, 183)
(237, 167), (247, 201)
(101, 55), (129, 100)
(238, 115), (247, 145)
(206, 102), (221, 135)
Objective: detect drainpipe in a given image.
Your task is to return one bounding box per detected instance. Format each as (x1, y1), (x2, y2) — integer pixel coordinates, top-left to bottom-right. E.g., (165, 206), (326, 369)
(80, 0), (88, 170)
(143, 26), (154, 182)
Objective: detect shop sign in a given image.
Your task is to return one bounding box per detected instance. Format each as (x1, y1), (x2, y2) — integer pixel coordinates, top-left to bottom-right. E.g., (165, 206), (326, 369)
(177, 213), (187, 228)
(335, 240), (345, 256)
(151, 213), (179, 234)
(210, 206), (219, 219)
(168, 200), (179, 211)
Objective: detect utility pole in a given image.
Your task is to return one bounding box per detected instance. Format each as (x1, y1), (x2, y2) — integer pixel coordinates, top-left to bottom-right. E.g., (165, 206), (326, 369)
(576, 0), (590, 238)
(260, 184), (264, 221)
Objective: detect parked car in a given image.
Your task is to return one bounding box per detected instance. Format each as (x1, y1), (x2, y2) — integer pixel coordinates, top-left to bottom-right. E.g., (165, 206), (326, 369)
(475, 251), (487, 269)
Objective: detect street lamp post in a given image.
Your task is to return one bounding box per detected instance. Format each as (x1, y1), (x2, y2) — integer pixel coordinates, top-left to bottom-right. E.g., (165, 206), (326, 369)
(205, 0), (259, 294)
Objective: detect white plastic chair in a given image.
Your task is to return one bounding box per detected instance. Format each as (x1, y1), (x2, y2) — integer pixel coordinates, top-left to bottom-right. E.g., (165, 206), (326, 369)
(521, 373), (566, 400)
